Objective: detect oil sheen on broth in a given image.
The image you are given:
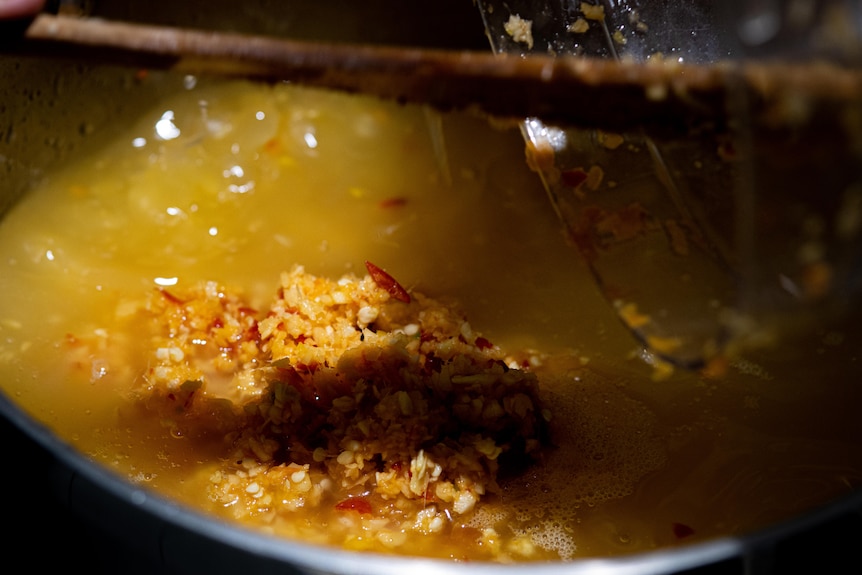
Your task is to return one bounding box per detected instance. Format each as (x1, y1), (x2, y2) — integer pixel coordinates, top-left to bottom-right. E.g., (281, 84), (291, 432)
(1, 78), (861, 562)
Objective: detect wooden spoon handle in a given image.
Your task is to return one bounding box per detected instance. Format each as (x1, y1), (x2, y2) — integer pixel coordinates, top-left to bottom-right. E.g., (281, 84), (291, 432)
(9, 14), (862, 135)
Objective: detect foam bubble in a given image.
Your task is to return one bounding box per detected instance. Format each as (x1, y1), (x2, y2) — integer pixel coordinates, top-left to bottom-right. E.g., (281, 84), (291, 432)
(496, 359), (667, 557)
(731, 358), (773, 380)
(464, 503), (510, 529)
(528, 520), (577, 561)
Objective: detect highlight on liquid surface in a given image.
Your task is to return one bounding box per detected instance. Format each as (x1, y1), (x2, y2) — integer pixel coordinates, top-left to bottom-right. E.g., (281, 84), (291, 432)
(1, 77), (861, 562)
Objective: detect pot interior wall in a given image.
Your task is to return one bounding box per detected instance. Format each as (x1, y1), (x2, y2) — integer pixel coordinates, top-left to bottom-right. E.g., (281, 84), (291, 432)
(87, 0), (490, 48)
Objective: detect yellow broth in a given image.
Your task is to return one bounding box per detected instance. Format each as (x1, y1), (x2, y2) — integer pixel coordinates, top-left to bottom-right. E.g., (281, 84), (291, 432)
(1, 79), (861, 561)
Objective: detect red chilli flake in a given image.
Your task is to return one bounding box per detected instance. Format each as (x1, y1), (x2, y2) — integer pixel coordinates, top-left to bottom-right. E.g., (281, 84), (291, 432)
(364, 261), (410, 303)
(475, 336), (494, 350)
(379, 197), (408, 209)
(159, 289), (186, 305)
(561, 168), (589, 188)
(672, 522), (695, 539)
(335, 497), (373, 514)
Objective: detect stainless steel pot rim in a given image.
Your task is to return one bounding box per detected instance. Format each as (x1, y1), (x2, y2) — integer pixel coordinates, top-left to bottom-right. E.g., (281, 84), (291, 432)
(4, 388), (861, 575)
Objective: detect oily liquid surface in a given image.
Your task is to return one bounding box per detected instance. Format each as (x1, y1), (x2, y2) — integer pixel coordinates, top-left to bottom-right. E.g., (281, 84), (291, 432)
(1, 79), (861, 561)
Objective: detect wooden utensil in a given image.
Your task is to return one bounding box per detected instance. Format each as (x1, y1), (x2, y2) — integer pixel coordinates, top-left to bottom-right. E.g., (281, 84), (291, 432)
(5, 13), (860, 137)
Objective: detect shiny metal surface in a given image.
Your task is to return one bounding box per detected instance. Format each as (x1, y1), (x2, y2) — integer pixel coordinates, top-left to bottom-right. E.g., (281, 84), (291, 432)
(477, 0), (862, 368)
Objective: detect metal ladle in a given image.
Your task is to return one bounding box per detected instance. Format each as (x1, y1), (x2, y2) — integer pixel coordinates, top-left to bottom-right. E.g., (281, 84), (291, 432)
(476, 0), (862, 370)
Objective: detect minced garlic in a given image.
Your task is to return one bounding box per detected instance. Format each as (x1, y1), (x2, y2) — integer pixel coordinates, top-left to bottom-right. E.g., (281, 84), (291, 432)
(580, 2), (605, 20)
(504, 14), (534, 49)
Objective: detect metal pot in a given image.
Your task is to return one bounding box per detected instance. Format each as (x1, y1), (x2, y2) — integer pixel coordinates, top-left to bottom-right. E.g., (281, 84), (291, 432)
(2, 2), (861, 573)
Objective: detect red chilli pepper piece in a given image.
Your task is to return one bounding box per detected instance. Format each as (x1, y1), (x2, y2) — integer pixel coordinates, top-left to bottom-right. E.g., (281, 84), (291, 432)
(364, 261), (410, 303)
(475, 336), (494, 350)
(561, 168), (589, 188)
(159, 289), (186, 305)
(335, 497), (373, 514)
(672, 522), (695, 539)
(379, 197), (408, 209)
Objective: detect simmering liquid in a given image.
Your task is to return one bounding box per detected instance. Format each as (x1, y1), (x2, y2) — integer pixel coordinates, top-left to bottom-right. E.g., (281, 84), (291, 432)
(1, 78), (861, 561)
